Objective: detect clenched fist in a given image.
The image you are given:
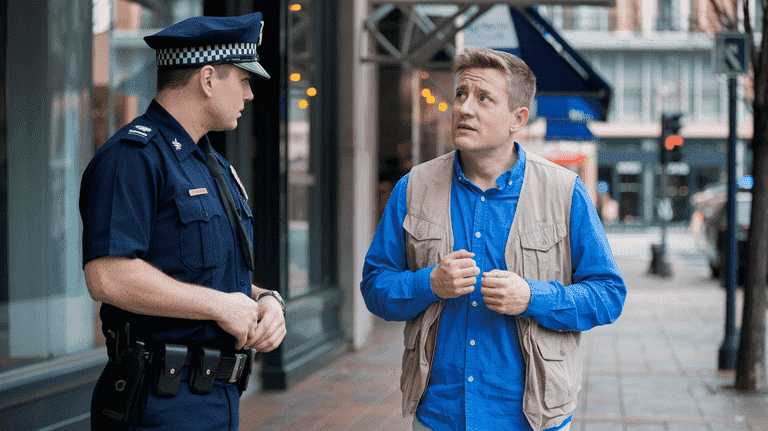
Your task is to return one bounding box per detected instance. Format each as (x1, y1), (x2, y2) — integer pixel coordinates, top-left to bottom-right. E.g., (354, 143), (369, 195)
(430, 249), (480, 299)
(480, 269), (531, 315)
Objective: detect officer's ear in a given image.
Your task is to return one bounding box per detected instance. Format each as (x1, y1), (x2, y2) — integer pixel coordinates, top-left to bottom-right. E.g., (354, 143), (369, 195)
(199, 65), (217, 98)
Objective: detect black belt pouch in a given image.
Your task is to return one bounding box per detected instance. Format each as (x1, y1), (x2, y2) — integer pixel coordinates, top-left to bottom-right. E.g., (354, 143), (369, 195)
(189, 347), (220, 395)
(154, 344), (187, 397)
(102, 341), (149, 422)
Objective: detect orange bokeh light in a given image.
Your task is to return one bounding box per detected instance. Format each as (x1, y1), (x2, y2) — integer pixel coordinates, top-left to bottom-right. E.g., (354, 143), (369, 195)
(307, 87), (317, 97)
(299, 100), (309, 109)
(421, 89), (431, 98)
(426, 95), (436, 104)
(290, 4), (301, 12)
(290, 73), (301, 82)
(438, 103), (448, 111)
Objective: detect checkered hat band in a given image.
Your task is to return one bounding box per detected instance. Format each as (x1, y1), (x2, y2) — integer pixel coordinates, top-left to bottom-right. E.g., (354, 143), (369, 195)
(156, 43), (258, 67)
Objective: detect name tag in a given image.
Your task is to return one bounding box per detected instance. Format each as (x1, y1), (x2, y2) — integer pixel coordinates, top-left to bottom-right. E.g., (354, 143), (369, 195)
(189, 188), (208, 196)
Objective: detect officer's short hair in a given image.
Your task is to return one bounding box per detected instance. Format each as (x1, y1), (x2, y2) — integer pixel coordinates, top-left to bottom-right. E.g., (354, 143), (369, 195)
(157, 64), (232, 92)
(453, 48), (536, 111)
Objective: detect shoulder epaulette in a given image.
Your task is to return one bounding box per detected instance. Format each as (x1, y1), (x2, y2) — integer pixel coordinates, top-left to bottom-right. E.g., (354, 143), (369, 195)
(117, 118), (159, 147)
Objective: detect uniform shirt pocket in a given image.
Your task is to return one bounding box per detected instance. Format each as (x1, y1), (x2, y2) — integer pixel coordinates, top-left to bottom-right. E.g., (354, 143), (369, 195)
(174, 195), (225, 271)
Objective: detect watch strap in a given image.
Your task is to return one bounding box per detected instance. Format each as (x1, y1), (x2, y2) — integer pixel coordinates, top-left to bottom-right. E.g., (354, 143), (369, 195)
(256, 290), (285, 315)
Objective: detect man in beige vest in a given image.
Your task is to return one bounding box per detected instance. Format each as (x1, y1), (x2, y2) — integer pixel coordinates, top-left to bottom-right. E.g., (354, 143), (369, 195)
(361, 48), (626, 431)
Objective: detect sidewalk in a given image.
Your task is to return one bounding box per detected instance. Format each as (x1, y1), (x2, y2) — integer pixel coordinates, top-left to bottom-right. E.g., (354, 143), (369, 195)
(240, 255), (768, 431)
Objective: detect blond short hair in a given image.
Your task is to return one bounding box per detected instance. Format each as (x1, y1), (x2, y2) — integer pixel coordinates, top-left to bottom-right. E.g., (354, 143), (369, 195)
(453, 47), (536, 111)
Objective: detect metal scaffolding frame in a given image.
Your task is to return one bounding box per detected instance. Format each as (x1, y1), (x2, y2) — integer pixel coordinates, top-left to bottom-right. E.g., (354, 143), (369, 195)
(361, 0), (614, 67)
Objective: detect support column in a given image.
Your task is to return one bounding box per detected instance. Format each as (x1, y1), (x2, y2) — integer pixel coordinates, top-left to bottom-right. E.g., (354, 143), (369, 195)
(338, 0), (376, 350)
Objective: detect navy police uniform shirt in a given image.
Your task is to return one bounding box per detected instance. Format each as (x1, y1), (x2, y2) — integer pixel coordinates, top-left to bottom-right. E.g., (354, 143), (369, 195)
(80, 99), (254, 351)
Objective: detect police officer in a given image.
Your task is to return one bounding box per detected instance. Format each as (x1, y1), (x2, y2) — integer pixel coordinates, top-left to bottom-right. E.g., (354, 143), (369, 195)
(79, 12), (286, 430)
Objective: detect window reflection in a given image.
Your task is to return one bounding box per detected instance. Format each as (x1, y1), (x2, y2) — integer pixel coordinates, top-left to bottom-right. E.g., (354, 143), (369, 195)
(0, 0), (8, 370)
(288, 1), (315, 298)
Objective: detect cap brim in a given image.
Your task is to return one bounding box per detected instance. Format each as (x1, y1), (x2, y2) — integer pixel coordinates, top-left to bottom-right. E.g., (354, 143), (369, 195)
(235, 61), (270, 80)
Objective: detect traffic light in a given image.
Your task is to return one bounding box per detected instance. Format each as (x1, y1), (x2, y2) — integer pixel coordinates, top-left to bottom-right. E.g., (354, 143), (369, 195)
(660, 113), (683, 164)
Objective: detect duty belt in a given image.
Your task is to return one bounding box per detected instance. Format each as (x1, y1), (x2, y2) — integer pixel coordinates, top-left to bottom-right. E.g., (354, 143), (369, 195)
(185, 351), (248, 383)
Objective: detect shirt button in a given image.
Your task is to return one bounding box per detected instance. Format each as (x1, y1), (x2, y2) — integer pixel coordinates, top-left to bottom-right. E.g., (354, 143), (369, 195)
(475, 232), (481, 238)
(240, 280), (245, 286)
(203, 211), (209, 218)
(472, 301), (478, 307)
(470, 340), (476, 346)
(468, 376), (474, 382)
(480, 196), (485, 202)
(508, 180), (513, 186)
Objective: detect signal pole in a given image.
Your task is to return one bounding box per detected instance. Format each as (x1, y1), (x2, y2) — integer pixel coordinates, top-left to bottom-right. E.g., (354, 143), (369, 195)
(713, 31), (747, 371)
(649, 112), (682, 277)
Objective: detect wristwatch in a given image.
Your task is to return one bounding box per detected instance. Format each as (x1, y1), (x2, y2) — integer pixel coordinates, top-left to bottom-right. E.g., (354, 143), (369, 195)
(256, 290), (286, 316)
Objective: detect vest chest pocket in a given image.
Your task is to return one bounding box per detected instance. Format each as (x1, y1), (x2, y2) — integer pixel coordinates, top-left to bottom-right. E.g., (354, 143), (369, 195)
(403, 214), (445, 271)
(519, 220), (567, 282)
(174, 196), (225, 271)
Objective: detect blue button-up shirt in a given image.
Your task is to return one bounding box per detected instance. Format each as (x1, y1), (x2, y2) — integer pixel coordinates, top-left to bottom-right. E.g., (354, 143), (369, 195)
(80, 100), (254, 350)
(361, 144), (626, 431)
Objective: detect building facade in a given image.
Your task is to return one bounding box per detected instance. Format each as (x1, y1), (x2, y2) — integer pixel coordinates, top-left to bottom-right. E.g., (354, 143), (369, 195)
(539, 0), (754, 223)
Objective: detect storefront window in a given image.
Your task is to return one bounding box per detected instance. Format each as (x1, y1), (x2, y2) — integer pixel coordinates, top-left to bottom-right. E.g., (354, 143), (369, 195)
(2, 0), (93, 373)
(0, 0), (8, 371)
(287, 1), (316, 298)
(0, 0), (203, 374)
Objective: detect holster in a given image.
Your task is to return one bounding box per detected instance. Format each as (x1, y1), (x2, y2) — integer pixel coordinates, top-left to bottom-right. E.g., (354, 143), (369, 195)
(153, 344), (188, 397)
(101, 341), (150, 423)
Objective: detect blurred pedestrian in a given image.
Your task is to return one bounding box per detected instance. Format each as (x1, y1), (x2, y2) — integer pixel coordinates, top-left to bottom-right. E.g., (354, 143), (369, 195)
(361, 47), (626, 431)
(600, 192), (619, 224)
(80, 13), (286, 430)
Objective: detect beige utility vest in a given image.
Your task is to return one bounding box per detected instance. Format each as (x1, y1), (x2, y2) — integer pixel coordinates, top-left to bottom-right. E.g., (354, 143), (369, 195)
(401, 150), (581, 430)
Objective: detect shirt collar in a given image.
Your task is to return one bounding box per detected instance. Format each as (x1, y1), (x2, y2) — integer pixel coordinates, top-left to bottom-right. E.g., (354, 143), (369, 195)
(145, 99), (204, 161)
(453, 143), (526, 195)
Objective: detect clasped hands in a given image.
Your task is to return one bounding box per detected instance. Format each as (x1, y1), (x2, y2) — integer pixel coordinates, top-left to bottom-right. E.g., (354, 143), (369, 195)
(430, 249), (530, 315)
(216, 291), (287, 352)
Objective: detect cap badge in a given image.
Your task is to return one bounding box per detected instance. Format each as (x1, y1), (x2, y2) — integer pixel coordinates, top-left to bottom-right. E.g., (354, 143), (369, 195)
(172, 138), (182, 151)
(135, 125), (152, 133)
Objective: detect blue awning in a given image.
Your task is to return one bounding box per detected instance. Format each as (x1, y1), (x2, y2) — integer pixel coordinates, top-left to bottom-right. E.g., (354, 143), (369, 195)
(544, 119), (594, 141)
(497, 7), (611, 140)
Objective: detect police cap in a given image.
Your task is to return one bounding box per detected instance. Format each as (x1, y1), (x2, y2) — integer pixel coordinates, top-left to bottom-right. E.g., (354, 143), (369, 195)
(144, 12), (269, 79)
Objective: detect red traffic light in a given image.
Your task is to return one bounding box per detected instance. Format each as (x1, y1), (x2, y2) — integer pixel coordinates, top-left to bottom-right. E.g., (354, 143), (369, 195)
(665, 135), (683, 150)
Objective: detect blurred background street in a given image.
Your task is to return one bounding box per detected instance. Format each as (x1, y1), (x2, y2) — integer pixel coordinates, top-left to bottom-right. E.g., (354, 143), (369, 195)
(240, 226), (768, 431)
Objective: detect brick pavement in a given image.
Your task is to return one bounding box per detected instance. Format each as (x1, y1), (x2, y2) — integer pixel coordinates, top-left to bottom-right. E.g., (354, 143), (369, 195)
(240, 255), (768, 431)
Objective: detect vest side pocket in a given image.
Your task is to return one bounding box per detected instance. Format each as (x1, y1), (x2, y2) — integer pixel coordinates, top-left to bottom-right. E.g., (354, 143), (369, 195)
(403, 214), (446, 271)
(401, 317), (422, 415)
(533, 331), (581, 410)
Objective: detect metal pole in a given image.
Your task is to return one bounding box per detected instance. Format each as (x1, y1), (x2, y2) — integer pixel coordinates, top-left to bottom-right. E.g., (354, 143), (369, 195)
(718, 76), (739, 370)
(411, 69), (421, 168)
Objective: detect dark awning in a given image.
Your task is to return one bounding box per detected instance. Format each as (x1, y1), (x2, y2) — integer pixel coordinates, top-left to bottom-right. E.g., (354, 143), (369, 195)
(507, 7), (611, 120)
(500, 7), (611, 140)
